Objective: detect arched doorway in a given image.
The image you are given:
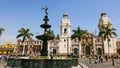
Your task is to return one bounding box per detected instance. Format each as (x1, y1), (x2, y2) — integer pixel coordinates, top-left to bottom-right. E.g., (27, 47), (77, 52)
(117, 49), (120, 55)
(19, 45), (23, 51)
(98, 48), (102, 55)
(85, 46), (90, 55)
(53, 49), (57, 56)
(73, 48), (78, 55)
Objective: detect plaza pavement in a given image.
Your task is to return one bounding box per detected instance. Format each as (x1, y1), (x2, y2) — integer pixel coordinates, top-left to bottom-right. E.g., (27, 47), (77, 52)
(79, 59), (120, 68)
(0, 61), (6, 68)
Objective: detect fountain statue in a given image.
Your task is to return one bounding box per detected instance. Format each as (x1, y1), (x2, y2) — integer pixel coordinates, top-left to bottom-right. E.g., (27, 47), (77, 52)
(36, 6), (54, 56)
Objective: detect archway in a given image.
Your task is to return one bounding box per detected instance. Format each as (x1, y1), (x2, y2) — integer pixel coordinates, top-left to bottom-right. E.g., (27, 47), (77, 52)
(117, 49), (120, 55)
(19, 45), (23, 51)
(53, 49), (57, 56)
(73, 48), (78, 55)
(85, 46), (90, 55)
(98, 48), (102, 55)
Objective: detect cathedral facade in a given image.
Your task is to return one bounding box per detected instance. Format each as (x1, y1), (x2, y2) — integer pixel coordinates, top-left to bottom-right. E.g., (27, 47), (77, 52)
(16, 12), (117, 57)
(48, 12), (117, 56)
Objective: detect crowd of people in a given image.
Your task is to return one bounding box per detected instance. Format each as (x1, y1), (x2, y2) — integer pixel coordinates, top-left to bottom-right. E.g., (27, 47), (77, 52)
(88, 55), (116, 66)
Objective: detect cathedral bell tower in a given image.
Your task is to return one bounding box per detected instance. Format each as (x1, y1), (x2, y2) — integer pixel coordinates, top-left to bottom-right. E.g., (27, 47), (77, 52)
(98, 11), (112, 31)
(59, 13), (71, 56)
(98, 11), (117, 55)
(60, 13), (71, 36)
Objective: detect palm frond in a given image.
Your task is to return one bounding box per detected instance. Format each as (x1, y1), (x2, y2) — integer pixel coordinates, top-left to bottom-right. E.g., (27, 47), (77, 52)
(16, 34), (23, 38)
(99, 24), (117, 40)
(0, 28), (5, 36)
(71, 27), (86, 42)
(16, 28), (34, 42)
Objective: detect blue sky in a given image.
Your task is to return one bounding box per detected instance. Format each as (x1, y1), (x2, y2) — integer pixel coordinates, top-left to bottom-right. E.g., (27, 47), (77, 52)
(0, 0), (120, 44)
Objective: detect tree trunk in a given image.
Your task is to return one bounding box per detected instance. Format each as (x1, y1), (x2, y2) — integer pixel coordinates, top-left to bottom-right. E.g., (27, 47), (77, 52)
(79, 42), (82, 57)
(107, 38), (110, 56)
(101, 38), (105, 55)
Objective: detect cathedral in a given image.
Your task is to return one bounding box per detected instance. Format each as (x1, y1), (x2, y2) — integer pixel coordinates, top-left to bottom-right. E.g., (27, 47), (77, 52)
(48, 12), (117, 57)
(15, 12), (117, 57)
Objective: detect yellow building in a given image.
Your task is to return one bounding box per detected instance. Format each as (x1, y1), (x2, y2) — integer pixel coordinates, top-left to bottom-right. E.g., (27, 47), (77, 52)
(0, 42), (15, 55)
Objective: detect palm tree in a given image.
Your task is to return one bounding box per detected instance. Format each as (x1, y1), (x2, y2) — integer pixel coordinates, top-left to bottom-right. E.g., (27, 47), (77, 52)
(16, 28), (33, 55)
(16, 28), (34, 42)
(98, 25), (117, 56)
(45, 29), (55, 37)
(71, 27), (86, 57)
(98, 26), (105, 55)
(0, 28), (4, 37)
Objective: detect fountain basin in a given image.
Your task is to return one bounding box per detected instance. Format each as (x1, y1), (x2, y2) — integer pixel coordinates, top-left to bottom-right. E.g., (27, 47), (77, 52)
(7, 57), (72, 68)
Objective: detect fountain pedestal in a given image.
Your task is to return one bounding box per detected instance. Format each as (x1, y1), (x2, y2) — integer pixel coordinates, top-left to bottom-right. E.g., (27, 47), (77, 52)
(36, 7), (54, 56)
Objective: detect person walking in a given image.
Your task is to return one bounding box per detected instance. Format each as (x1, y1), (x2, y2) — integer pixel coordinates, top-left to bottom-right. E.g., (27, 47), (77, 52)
(99, 56), (101, 63)
(89, 56), (92, 64)
(94, 55), (98, 64)
(50, 53), (53, 59)
(99, 56), (103, 63)
(111, 55), (115, 66)
(3, 55), (7, 61)
(105, 55), (108, 62)
(0, 55), (1, 62)
(1, 55), (4, 62)
(94, 58), (98, 64)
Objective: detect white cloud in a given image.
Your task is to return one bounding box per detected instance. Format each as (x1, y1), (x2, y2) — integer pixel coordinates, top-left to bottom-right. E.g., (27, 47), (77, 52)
(0, 35), (17, 45)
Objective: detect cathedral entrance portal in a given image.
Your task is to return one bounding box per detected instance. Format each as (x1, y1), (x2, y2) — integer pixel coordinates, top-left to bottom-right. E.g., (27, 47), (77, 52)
(98, 48), (102, 55)
(85, 46), (90, 55)
(73, 48), (78, 55)
(117, 49), (120, 55)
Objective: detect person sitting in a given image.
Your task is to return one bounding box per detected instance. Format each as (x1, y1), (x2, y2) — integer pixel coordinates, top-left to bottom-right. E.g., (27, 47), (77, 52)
(94, 56), (98, 64)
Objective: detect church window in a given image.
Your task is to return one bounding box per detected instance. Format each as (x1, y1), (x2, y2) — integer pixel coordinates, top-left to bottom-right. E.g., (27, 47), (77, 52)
(64, 39), (66, 42)
(108, 39), (111, 41)
(64, 28), (67, 34)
